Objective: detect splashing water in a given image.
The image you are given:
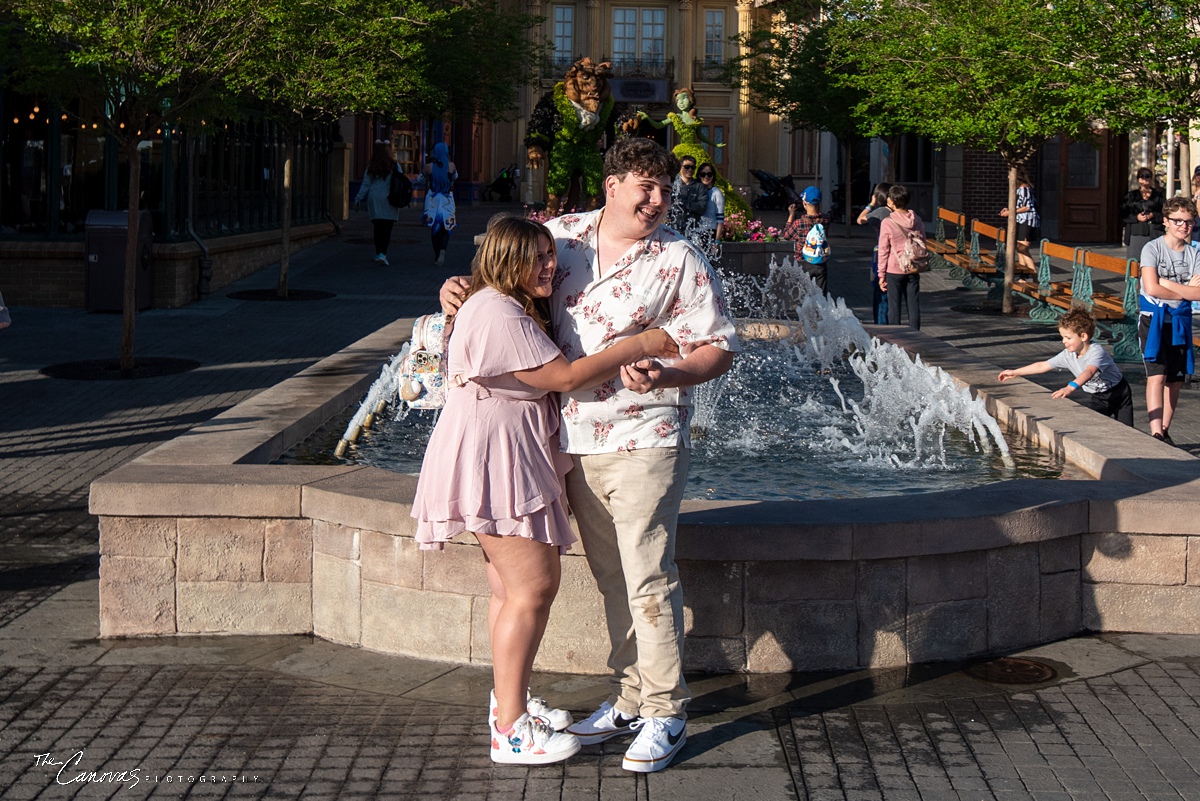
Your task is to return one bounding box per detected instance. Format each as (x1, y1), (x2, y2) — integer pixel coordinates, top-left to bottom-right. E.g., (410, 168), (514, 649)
(693, 257), (1010, 479)
(331, 255), (1030, 500)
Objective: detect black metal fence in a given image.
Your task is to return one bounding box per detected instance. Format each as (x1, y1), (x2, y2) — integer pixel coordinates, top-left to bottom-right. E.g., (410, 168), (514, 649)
(1, 88), (333, 241)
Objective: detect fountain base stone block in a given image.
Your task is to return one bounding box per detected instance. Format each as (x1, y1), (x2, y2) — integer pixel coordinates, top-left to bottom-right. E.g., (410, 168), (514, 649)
(90, 317), (1200, 673)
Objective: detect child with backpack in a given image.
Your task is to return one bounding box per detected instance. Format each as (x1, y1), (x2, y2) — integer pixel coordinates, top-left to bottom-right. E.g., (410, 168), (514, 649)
(997, 307), (1134, 427)
(876, 184), (928, 329)
(783, 186), (831, 293)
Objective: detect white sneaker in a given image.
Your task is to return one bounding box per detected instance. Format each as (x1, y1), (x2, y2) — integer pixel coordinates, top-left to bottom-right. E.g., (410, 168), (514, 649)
(622, 716), (686, 773)
(565, 701), (640, 745)
(373, 253), (384, 263)
(435, 251), (445, 266)
(379, 254), (389, 266)
(489, 690), (572, 732)
(490, 713), (580, 765)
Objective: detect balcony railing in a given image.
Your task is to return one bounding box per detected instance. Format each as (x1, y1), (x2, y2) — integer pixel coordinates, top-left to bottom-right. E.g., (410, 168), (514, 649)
(539, 56), (675, 84)
(693, 59), (730, 84)
(608, 57), (674, 80)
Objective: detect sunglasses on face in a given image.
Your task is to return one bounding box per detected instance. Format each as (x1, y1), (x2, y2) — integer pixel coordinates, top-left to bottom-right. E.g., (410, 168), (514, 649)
(681, 164), (695, 171)
(698, 171), (714, 178)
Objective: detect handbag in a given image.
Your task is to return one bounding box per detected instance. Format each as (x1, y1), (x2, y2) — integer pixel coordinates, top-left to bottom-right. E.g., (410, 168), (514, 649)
(397, 312), (448, 409)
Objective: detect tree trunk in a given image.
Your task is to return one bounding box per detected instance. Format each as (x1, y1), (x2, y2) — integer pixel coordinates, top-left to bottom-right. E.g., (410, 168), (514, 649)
(120, 137), (142, 375)
(843, 137), (853, 237)
(276, 133), (294, 298)
(1002, 164), (1018, 315)
(1180, 133), (1191, 197)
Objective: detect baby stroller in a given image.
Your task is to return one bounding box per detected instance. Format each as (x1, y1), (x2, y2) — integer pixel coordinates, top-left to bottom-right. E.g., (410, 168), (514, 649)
(482, 164), (518, 202)
(750, 169), (799, 210)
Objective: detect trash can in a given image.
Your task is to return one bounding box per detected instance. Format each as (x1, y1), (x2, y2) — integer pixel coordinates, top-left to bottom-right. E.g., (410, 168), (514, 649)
(84, 209), (154, 312)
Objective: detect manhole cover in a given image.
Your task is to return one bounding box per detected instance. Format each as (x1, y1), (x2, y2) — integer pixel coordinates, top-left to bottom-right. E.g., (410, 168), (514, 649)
(965, 657), (1057, 685)
(40, 357), (200, 381)
(226, 289), (335, 302)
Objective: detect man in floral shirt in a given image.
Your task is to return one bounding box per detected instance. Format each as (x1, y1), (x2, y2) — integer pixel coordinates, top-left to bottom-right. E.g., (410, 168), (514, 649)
(441, 137), (738, 773)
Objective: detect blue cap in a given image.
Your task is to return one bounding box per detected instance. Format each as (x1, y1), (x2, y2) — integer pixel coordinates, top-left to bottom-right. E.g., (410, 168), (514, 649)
(801, 186), (821, 204)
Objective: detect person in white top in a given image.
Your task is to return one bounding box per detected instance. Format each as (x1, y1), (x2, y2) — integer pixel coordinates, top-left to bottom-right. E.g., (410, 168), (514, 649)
(442, 137), (738, 773)
(1138, 196), (1200, 445)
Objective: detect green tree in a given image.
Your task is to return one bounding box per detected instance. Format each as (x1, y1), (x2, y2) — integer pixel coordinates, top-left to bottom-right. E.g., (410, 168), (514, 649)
(3, 0), (267, 372)
(226, 0), (545, 297)
(831, 0), (1120, 312)
(729, 1), (878, 232)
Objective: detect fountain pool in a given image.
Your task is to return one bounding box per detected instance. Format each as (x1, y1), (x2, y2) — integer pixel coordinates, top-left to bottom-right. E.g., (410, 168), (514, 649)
(299, 261), (1076, 500)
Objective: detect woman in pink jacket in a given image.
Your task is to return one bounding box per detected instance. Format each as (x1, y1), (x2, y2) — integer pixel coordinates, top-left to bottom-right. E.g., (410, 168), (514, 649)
(876, 184), (927, 329)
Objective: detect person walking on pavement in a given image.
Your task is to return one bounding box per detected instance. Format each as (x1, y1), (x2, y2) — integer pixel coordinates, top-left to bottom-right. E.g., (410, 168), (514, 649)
(421, 142), (457, 265)
(857, 181), (893, 324)
(784, 185), (832, 293)
(353, 143), (402, 265)
(999, 168), (1041, 273)
(1121, 167), (1165, 259)
(441, 137), (739, 773)
(877, 184), (927, 329)
(1138, 196), (1200, 446)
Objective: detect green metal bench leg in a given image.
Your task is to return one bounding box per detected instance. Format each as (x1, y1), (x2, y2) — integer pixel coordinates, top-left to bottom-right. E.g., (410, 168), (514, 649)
(1101, 320), (1142, 363)
(1023, 299), (1062, 324)
(948, 262), (991, 290)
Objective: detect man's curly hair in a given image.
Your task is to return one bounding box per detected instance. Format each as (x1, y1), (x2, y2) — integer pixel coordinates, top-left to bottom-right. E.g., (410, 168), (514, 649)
(603, 136), (679, 182)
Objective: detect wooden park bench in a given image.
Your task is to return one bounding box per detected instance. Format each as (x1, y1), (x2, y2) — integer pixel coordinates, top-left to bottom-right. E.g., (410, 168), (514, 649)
(1008, 243), (1141, 362)
(1010, 240), (1083, 322)
(927, 207), (967, 271)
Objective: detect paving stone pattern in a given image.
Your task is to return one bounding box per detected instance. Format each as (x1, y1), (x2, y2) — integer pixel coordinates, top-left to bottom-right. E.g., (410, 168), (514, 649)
(4, 660), (1200, 799)
(5, 209), (1200, 799)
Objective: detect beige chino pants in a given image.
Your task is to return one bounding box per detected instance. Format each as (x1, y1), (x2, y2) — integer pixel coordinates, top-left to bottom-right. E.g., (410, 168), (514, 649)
(567, 447), (690, 720)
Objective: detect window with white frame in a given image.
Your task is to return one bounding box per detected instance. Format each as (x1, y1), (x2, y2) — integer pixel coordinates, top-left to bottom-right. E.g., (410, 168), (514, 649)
(553, 6), (574, 64)
(704, 10), (725, 64)
(612, 7), (666, 65)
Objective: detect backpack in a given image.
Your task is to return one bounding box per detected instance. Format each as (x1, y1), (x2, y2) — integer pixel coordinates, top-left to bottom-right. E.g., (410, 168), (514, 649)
(887, 218), (929, 273)
(388, 167), (413, 208)
(801, 222), (829, 264)
(397, 313), (448, 409)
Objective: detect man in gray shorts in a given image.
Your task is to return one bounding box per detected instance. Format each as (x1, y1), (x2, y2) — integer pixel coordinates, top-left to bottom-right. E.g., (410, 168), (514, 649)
(1138, 196), (1200, 446)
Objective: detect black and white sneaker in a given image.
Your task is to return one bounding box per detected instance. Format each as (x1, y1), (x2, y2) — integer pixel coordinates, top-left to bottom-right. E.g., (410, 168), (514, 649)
(622, 716), (686, 772)
(565, 701), (640, 745)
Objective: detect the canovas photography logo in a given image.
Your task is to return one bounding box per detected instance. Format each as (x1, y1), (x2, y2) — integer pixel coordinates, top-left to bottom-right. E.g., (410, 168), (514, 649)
(33, 750), (261, 791)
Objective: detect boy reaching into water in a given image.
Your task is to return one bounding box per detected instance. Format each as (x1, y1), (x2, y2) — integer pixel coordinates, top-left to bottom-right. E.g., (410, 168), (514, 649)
(997, 307), (1133, 427)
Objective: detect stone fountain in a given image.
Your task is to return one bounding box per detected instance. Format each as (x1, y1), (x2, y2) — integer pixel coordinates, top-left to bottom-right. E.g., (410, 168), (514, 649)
(91, 262), (1200, 674)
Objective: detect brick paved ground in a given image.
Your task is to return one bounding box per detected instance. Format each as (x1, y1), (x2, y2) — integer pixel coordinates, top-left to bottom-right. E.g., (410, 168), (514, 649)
(3, 208), (1200, 800)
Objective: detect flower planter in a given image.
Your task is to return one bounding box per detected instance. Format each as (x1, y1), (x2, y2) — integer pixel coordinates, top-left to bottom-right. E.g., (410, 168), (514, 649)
(719, 240), (797, 275)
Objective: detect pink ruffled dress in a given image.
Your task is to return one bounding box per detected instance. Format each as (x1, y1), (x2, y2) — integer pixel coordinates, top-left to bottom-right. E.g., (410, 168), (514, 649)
(411, 287), (575, 551)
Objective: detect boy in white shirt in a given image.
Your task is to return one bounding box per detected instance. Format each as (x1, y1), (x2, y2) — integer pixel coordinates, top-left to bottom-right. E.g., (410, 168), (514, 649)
(998, 307), (1133, 427)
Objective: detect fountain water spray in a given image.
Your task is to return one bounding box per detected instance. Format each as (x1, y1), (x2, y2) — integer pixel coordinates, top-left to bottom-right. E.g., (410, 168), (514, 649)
(334, 344), (411, 457)
(697, 256), (1010, 471)
(341, 255), (1014, 494)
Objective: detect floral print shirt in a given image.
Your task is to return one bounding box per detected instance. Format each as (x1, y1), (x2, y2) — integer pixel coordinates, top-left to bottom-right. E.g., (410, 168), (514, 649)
(546, 209), (740, 454)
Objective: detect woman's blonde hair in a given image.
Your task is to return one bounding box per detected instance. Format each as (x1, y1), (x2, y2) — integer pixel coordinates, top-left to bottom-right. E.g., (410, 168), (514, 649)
(468, 216), (555, 329)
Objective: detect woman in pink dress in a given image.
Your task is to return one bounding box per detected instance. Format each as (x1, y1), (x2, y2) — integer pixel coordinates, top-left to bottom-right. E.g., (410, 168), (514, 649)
(412, 216), (677, 765)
